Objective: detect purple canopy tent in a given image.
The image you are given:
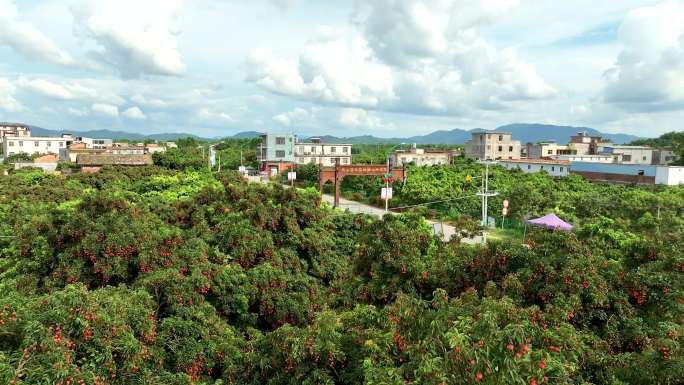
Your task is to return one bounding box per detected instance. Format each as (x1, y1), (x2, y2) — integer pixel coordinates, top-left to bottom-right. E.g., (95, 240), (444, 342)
(526, 213), (574, 231)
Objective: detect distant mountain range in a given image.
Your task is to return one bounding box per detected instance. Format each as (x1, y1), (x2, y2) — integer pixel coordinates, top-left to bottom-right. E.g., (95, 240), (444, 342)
(29, 124), (641, 144)
(302, 124), (641, 145)
(30, 126), (203, 141)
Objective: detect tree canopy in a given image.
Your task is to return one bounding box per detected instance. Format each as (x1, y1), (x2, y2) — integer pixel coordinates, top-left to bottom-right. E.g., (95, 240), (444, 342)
(0, 158), (682, 384)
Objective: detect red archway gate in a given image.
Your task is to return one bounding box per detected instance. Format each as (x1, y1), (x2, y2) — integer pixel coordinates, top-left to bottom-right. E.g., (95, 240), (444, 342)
(319, 163), (406, 208)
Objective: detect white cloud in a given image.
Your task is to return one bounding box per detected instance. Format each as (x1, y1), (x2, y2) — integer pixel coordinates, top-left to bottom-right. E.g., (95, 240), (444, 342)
(131, 94), (169, 108)
(246, 0), (553, 118)
(17, 77), (74, 100)
(197, 107), (238, 125)
(72, 0), (185, 78)
(273, 107), (312, 126)
(246, 41), (396, 108)
(68, 107), (88, 117)
(123, 106), (146, 120)
(269, 0), (300, 11)
(353, 0), (519, 66)
(603, 0), (684, 112)
(16, 77), (126, 107)
(0, 0), (76, 67)
(91, 103), (119, 117)
(273, 106), (395, 131)
(0, 78), (21, 111)
(336, 108), (396, 130)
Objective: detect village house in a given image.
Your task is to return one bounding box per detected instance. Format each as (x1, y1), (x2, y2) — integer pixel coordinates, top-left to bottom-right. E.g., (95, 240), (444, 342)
(465, 132), (522, 160)
(499, 159), (571, 177)
(390, 145), (460, 167)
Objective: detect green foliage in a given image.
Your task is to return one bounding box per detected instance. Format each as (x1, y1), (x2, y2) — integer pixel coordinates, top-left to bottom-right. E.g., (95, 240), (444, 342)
(631, 131), (684, 165)
(0, 151), (682, 385)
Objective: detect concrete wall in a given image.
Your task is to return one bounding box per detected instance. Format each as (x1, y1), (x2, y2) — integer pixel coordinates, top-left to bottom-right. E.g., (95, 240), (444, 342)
(13, 162), (58, 172)
(391, 152), (450, 167)
(500, 162), (570, 177)
(570, 162), (657, 176)
(656, 167), (684, 186)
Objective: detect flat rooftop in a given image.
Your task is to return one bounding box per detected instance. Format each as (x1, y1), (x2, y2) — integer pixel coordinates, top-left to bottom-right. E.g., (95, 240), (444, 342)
(501, 159), (571, 165)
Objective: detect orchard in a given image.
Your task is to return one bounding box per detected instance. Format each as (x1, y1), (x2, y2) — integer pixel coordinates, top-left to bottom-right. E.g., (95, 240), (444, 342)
(0, 157), (682, 384)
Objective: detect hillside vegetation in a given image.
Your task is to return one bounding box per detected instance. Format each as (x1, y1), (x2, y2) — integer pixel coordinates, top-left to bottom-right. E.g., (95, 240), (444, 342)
(0, 159), (682, 384)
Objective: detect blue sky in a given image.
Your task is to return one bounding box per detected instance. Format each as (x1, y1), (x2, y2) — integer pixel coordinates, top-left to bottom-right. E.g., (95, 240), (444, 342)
(0, 0), (682, 138)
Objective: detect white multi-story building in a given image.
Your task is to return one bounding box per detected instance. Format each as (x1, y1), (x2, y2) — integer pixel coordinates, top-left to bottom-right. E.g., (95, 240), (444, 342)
(597, 145), (655, 165)
(144, 144), (167, 154)
(465, 132), (522, 160)
(294, 138), (352, 166)
(0, 123), (31, 143)
(553, 154), (614, 163)
(499, 159), (571, 177)
(2, 136), (68, 157)
(526, 141), (575, 159)
(654, 148), (677, 165)
(390, 145), (459, 167)
(77, 137), (113, 149)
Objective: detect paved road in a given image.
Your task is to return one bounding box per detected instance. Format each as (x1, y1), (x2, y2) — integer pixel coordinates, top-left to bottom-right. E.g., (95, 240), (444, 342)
(244, 177), (481, 244)
(321, 194), (482, 244)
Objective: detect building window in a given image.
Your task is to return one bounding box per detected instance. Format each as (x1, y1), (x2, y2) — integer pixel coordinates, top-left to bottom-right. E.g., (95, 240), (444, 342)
(560, 167), (564, 172)
(299, 157), (305, 163)
(638, 170), (645, 176)
(498, 146), (502, 152)
(8, 141), (13, 146)
(343, 147), (348, 153)
(18, 141), (23, 147)
(331, 147), (337, 153)
(642, 156), (647, 161)
(547, 150), (553, 155)
(552, 166), (555, 171)
(623, 155), (632, 162)
(498, 135), (503, 141)
(541, 166), (544, 170)
(59, 142), (64, 147)
(527, 165), (531, 170)
(276, 137), (285, 145)
(311, 146), (316, 153)
(509, 146), (513, 152)
(47, 141), (51, 147)
(275, 150), (285, 158)
(342, 158), (349, 164)
(34, 141), (39, 147)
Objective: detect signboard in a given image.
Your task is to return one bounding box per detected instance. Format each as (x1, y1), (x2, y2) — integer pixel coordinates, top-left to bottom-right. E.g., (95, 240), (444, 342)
(381, 187), (393, 200)
(208, 146), (217, 168)
(287, 171), (297, 181)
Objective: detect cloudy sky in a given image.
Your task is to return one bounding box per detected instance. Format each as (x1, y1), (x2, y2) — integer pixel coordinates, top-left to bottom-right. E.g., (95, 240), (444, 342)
(0, 0), (683, 138)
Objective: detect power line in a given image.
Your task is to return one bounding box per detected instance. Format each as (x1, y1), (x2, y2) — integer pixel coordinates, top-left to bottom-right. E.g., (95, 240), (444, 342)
(389, 194), (475, 211)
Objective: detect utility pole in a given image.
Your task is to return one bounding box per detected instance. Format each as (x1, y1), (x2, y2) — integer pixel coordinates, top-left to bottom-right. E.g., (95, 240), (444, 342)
(476, 160), (498, 244)
(385, 156), (390, 212)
